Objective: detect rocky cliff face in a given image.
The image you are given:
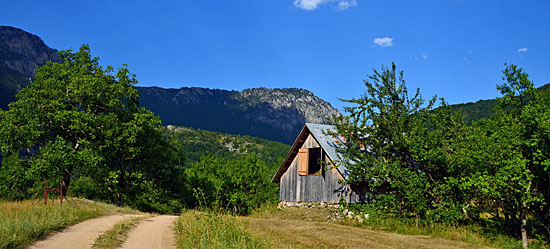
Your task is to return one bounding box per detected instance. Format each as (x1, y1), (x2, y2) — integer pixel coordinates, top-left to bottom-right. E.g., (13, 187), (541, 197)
(234, 88), (339, 134)
(137, 86), (340, 144)
(0, 26), (60, 77)
(0, 26), (60, 109)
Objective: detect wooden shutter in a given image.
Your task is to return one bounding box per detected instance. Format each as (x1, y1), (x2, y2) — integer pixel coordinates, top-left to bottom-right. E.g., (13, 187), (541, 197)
(298, 148), (309, 176)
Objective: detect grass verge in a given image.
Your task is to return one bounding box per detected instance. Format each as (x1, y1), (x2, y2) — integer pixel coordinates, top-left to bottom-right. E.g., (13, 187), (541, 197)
(244, 205), (500, 248)
(337, 213), (522, 248)
(336, 205), (549, 249)
(0, 199), (138, 249)
(92, 214), (150, 249)
(174, 210), (266, 249)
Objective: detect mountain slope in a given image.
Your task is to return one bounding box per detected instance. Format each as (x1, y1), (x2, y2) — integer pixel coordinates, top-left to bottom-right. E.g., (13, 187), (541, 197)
(137, 86), (340, 144)
(162, 125), (289, 164)
(0, 26), (60, 110)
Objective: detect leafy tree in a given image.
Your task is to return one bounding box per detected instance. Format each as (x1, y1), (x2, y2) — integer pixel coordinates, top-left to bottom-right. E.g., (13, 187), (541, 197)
(0, 45), (184, 208)
(472, 64), (548, 248)
(331, 63), (431, 219)
(331, 63), (473, 224)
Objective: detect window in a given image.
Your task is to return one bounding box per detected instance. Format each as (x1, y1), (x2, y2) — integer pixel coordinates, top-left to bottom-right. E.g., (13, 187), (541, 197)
(298, 147), (322, 176)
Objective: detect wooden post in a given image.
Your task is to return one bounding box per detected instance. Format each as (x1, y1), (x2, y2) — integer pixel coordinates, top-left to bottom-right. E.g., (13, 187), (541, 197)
(60, 179), (63, 205)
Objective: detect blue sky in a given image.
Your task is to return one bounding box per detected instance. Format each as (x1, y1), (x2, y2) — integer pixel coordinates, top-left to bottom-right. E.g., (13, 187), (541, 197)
(2, 0), (549, 110)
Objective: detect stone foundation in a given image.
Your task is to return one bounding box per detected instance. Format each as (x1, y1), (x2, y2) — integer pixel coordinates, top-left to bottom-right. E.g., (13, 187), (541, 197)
(277, 201), (369, 222)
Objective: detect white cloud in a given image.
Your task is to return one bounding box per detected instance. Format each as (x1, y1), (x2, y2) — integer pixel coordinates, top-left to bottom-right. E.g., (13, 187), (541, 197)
(336, 0), (357, 11)
(293, 0), (328, 10)
(422, 54), (428, 60)
(293, 0), (357, 11)
(373, 37), (393, 47)
(518, 48), (528, 53)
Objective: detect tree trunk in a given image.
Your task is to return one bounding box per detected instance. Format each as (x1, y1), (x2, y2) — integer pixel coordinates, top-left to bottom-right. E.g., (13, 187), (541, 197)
(520, 201), (528, 249)
(62, 170), (71, 197)
(116, 171), (125, 206)
(108, 186), (116, 204)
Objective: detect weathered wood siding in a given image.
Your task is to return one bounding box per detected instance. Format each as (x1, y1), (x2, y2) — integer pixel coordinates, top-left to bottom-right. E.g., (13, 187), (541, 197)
(279, 134), (367, 203)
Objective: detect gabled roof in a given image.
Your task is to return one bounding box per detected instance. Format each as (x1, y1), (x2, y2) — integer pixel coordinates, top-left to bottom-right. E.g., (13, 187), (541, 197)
(271, 123), (349, 182)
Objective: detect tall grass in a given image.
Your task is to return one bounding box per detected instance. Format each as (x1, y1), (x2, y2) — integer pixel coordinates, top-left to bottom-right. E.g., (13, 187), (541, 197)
(0, 199), (136, 249)
(174, 210), (266, 249)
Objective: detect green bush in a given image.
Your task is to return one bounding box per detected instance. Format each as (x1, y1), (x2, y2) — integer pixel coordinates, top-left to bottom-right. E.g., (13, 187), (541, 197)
(183, 153), (278, 215)
(70, 176), (106, 201)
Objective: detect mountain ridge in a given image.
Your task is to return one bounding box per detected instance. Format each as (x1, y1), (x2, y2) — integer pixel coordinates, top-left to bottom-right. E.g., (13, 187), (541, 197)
(0, 26), (60, 109)
(136, 86), (340, 144)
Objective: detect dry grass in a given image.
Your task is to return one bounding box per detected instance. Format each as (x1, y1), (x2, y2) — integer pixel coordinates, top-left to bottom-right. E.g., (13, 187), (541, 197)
(241, 206), (491, 249)
(0, 199), (138, 249)
(174, 210), (267, 249)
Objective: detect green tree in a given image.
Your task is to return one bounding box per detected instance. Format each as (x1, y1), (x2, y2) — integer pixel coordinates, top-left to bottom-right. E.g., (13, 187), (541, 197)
(473, 64), (548, 248)
(331, 63), (472, 224)
(331, 63), (432, 220)
(0, 45), (184, 208)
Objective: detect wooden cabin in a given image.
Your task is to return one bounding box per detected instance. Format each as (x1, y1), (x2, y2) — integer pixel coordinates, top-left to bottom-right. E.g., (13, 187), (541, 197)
(272, 123), (367, 203)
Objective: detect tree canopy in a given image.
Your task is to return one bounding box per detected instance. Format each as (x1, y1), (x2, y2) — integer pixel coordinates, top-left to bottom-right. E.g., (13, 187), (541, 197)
(332, 62), (550, 247)
(0, 45), (184, 208)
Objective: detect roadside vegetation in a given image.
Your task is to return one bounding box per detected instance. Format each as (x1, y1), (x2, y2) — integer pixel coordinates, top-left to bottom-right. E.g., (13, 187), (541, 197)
(174, 210), (267, 249)
(0, 199), (137, 249)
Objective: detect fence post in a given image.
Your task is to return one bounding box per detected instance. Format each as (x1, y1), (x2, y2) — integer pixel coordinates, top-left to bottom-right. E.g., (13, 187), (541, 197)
(60, 179), (63, 205)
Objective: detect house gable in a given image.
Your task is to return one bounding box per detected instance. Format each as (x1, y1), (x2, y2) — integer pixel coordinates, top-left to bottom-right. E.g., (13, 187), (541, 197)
(271, 123), (347, 183)
(273, 123), (367, 203)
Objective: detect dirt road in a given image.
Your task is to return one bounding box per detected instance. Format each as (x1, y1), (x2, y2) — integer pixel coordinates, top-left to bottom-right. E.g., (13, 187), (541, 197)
(24, 214), (178, 249)
(25, 214), (139, 249)
(121, 215), (178, 249)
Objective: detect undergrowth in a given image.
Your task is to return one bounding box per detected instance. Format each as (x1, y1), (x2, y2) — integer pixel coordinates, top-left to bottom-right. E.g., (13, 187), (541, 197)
(174, 210), (266, 249)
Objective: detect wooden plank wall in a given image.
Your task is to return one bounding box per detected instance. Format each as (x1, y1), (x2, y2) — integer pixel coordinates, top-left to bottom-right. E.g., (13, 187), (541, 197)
(279, 134), (367, 203)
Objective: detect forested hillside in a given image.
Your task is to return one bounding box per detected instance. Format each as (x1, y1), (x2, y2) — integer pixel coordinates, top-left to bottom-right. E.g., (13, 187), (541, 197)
(162, 125), (289, 163)
(449, 83), (550, 123)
